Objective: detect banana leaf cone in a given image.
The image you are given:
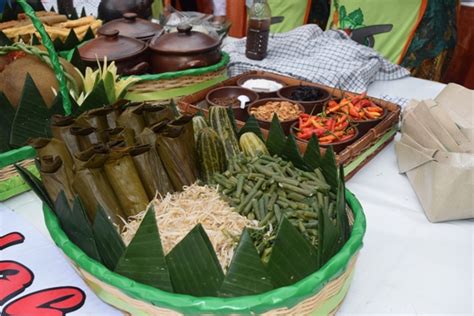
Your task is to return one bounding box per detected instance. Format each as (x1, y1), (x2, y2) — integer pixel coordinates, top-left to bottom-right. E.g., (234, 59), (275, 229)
(168, 115), (199, 179)
(70, 125), (100, 151)
(50, 115), (82, 156)
(129, 144), (174, 199)
(116, 103), (146, 141)
(103, 147), (149, 217)
(73, 145), (126, 227)
(105, 127), (136, 147)
(38, 155), (75, 206)
(154, 122), (198, 191)
(28, 138), (75, 173)
(142, 102), (176, 127)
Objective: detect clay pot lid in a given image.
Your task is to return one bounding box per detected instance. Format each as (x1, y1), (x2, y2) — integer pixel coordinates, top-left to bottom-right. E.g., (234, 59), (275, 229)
(98, 12), (162, 40)
(79, 29), (147, 62)
(149, 24), (220, 54)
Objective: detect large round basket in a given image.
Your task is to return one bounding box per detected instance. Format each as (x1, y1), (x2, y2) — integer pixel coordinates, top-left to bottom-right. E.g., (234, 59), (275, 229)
(125, 53), (230, 103)
(42, 189), (366, 315)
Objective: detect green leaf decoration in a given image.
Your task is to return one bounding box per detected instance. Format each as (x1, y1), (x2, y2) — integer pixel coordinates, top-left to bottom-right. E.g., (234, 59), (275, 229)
(69, 8), (79, 20)
(103, 71), (116, 103)
(266, 115), (286, 156)
(92, 205), (126, 270)
(336, 165), (350, 243)
(74, 81), (110, 115)
(69, 48), (87, 73)
(348, 8), (364, 26)
(14, 163), (53, 210)
(303, 134), (321, 170)
(55, 193), (102, 261)
(80, 7), (87, 18)
(115, 207), (173, 292)
(10, 75), (52, 147)
(267, 217), (319, 288)
(226, 105), (239, 136)
(31, 33), (41, 46)
(339, 5), (347, 20)
(166, 224), (224, 297)
(219, 229), (273, 297)
(320, 196), (340, 264)
(82, 27), (95, 42)
(0, 31), (12, 46)
(49, 95), (66, 116)
(53, 37), (65, 51)
(62, 29), (80, 51)
(280, 134), (307, 170)
(320, 146), (338, 193)
(238, 115), (264, 140)
(0, 93), (15, 152)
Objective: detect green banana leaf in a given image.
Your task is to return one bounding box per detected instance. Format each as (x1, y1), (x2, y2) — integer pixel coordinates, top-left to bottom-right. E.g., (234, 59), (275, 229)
(266, 115), (287, 156)
(92, 204), (126, 271)
(266, 217), (319, 288)
(166, 224), (224, 297)
(219, 229), (273, 297)
(10, 75), (54, 147)
(238, 115), (264, 140)
(0, 93), (16, 152)
(280, 134), (307, 171)
(15, 163), (53, 209)
(336, 165), (350, 243)
(54, 192), (101, 261)
(115, 206), (173, 292)
(320, 147), (338, 193)
(74, 81), (110, 115)
(303, 135), (322, 170)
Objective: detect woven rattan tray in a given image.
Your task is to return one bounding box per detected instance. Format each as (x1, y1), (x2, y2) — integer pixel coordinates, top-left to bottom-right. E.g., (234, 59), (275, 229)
(178, 71), (401, 180)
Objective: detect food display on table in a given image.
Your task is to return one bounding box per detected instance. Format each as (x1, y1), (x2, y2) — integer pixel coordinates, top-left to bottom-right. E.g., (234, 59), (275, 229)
(0, 12), (102, 43)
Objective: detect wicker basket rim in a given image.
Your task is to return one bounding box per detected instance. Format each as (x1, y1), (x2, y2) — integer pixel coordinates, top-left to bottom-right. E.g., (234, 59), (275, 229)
(0, 146), (36, 169)
(42, 189), (366, 314)
(125, 52), (230, 82)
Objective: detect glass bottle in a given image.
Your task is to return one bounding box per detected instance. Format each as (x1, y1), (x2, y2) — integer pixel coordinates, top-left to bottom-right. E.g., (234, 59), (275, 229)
(245, 0), (272, 60)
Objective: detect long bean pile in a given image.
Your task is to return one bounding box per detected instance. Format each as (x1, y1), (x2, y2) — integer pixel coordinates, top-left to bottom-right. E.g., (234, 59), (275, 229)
(212, 155), (336, 262)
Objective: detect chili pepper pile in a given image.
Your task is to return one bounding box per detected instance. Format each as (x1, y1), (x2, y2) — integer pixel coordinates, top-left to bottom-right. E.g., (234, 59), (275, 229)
(325, 93), (384, 121)
(296, 113), (356, 144)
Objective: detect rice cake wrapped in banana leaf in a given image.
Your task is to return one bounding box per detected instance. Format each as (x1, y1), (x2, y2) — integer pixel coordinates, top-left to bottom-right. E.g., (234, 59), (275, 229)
(104, 147), (149, 217)
(50, 115), (82, 156)
(154, 119), (198, 191)
(73, 145), (125, 227)
(117, 103), (146, 140)
(70, 126), (100, 151)
(129, 144), (174, 199)
(105, 127), (136, 147)
(28, 138), (74, 173)
(38, 155), (75, 206)
(142, 102), (176, 127)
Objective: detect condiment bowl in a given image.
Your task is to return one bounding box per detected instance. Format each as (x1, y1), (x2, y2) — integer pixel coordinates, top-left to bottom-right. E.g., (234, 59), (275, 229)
(248, 98), (304, 134)
(352, 108), (388, 137)
(206, 86), (259, 121)
(277, 85), (330, 114)
(237, 74), (286, 98)
(290, 122), (359, 153)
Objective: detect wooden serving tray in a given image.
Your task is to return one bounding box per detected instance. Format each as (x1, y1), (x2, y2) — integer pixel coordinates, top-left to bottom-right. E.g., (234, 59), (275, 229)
(178, 71), (401, 180)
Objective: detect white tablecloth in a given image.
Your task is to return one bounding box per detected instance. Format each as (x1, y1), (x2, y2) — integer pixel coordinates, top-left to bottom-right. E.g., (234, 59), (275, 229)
(1, 77), (473, 315)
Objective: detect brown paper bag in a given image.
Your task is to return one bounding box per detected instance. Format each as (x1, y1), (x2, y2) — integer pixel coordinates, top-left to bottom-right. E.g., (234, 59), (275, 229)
(395, 134), (474, 222)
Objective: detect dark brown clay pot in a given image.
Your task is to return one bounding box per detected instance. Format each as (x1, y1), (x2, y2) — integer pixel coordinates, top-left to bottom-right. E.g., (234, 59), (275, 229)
(79, 29), (149, 75)
(277, 85), (330, 114)
(148, 24), (221, 74)
(98, 0), (153, 22)
(206, 86), (259, 121)
(98, 13), (163, 42)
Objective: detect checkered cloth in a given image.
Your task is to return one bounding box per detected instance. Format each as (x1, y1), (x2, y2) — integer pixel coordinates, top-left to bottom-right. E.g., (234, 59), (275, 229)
(223, 25), (410, 93)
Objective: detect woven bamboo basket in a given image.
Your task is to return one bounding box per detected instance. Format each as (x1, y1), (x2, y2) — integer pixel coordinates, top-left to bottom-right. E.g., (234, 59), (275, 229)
(0, 146), (38, 201)
(42, 190), (366, 315)
(125, 53), (230, 102)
